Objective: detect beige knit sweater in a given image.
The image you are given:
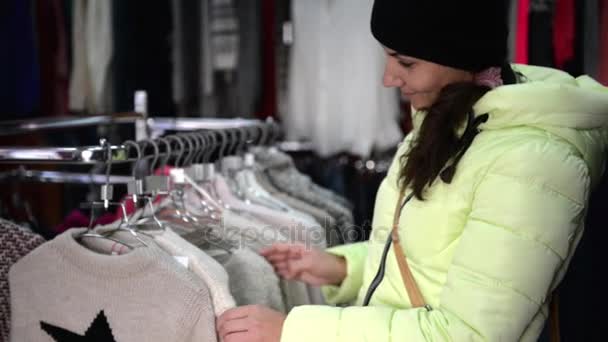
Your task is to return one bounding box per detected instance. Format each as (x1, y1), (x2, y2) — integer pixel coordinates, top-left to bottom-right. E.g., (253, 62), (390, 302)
(9, 228), (217, 342)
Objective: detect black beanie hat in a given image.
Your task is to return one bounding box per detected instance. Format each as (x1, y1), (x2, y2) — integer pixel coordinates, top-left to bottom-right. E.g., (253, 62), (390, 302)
(371, 0), (510, 72)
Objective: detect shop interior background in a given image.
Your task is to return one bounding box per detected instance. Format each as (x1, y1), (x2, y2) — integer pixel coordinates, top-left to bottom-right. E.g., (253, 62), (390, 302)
(0, 1), (607, 340)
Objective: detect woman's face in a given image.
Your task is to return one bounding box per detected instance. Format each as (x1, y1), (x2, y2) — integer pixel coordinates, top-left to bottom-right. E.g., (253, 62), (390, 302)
(382, 48), (473, 109)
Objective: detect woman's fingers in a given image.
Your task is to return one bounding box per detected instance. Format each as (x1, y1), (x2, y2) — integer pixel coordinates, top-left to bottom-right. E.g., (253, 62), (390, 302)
(217, 317), (249, 340)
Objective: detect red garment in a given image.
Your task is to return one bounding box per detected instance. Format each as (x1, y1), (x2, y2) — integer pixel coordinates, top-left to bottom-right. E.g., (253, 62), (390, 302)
(257, 0), (277, 119)
(599, 0), (608, 85)
(36, 0), (69, 116)
(553, 0), (576, 69)
(515, 0), (530, 64)
(54, 210), (117, 234)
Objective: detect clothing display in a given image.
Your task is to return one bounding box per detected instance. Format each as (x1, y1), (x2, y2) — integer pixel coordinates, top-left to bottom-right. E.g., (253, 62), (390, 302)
(3, 1), (606, 340)
(280, 64), (608, 342)
(152, 228), (237, 316)
(36, 0), (69, 117)
(508, 0), (519, 62)
(177, 165), (330, 311)
(599, 0), (608, 85)
(583, 0), (600, 78)
(112, 0), (174, 116)
(286, 0), (403, 158)
(0, 219), (46, 342)
(253, 148), (356, 245)
(69, 0), (113, 113)
(516, 0), (530, 64)
(177, 229), (288, 313)
(553, 0), (576, 69)
(210, 248), (287, 313)
(0, 0), (40, 117)
(9, 228), (217, 342)
(529, 0), (556, 67)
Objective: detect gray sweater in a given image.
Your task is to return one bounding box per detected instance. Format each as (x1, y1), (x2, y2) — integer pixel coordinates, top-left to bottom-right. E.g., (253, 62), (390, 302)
(9, 228), (217, 342)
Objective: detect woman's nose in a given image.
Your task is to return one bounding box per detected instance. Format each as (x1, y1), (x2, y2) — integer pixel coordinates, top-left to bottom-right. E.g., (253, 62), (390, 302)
(383, 64), (404, 88)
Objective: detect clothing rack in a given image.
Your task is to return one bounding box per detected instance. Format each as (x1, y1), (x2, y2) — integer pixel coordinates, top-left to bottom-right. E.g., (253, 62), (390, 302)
(0, 118), (279, 164)
(0, 168), (132, 184)
(0, 145), (129, 164)
(147, 117), (262, 138)
(0, 113), (144, 137)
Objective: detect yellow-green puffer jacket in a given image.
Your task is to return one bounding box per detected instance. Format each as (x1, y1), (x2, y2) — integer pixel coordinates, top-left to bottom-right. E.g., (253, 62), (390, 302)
(281, 65), (608, 341)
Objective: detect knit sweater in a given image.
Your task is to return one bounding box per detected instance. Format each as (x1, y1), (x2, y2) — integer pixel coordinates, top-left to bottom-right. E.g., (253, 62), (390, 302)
(0, 219), (46, 342)
(177, 199), (317, 311)
(252, 148), (356, 243)
(255, 171), (340, 247)
(9, 228), (217, 342)
(152, 227), (237, 316)
(207, 247), (287, 313)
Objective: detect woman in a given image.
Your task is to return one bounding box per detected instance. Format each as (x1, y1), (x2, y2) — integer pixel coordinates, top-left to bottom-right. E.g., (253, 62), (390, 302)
(217, 0), (608, 341)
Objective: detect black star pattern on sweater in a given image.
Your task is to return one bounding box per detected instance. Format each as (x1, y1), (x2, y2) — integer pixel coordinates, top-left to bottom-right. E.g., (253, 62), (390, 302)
(40, 310), (117, 342)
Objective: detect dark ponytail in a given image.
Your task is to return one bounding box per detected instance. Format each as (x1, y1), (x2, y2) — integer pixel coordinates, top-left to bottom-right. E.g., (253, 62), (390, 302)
(398, 64), (516, 200)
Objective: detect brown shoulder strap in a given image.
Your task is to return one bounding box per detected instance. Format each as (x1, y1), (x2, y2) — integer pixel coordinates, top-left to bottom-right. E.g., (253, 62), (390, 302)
(549, 293), (561, 342)
(391, 190), (428, 309)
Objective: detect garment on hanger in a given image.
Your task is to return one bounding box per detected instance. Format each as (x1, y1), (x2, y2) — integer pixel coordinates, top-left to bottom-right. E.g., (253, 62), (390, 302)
(0, 219), (46, 342)
(0, 0), (40, 117)
(516, 0), (530, 64)
(529, 0), (556, 67)
(69, 0), (113, 113)
(151, 228), (237, 317)
(236, 0), (263, 117)
(253, 148), (357, 243)
(210, 248), (287, 313)
(112, 0), (173, 115)
(254, 171), (340, 247)
(177, 229), (287, 313)
(286, 0), (402, 158)
(553, 0), (576, 69)
(599, 0), (608, 85)
(212, 174), (325, 246)
(9, 228), (217, 342)
(153, 174), (319, 311)
(36, 0), (69, 117)
(508, 0), (519, 62)
(583, 0), (600, 78)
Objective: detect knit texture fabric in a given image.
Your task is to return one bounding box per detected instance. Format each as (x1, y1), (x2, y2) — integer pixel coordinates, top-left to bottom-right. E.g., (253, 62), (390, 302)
(255, 171), (340, 247)
(0, 219), (46, 342)
(253, 148), (356, 243)
(178, 219), (314, 311)
(9, 228), (217, 342)
(153, 227), (237, 316)
(208, 247), (287, 313)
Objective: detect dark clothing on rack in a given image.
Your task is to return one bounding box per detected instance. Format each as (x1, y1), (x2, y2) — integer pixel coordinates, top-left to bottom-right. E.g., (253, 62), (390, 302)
(36, 0), (69, 117)
(258, 0), (278, 119)
(529, 0), (555, 67)
(0, 0), (41, 118)
(236, 0), (263, 117)
(112, 0), (174, 116)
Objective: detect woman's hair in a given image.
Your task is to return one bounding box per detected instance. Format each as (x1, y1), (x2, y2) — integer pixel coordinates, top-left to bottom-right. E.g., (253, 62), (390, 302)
(398, 64), (516, 200)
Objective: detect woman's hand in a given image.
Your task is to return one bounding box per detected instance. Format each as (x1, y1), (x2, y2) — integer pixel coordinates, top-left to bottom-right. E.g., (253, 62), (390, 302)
(260, 243), (347, 286)
(217, 305), (285, 342)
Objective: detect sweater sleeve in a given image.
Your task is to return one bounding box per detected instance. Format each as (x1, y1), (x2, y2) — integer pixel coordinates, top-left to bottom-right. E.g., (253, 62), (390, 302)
(281, 145), (590, 342)
(184, 290), (218, 342)
(321, 242), (369, 305)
